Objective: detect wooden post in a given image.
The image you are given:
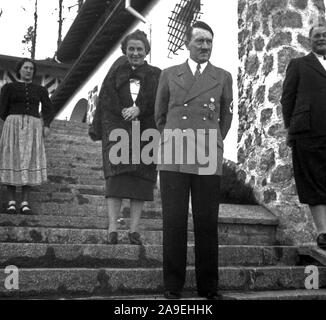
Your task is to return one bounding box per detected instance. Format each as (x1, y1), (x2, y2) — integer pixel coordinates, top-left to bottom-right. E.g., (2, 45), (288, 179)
(31, 0), (38, 59)
(57, 0), (63, 50)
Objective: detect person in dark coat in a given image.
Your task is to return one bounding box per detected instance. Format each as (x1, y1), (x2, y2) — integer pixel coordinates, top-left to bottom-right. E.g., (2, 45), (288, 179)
(281, 23), (326, 250)
(0, 58), (53, 215)
(89, 30), (161, 245)
(155, 21), (233, 299)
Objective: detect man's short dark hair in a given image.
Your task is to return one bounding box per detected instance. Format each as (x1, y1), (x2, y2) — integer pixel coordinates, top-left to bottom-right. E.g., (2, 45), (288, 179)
(121, 29), (151, 55)
(15, 58), (37, 80)
(309, 23), (326, 38)
(185, 21), (214, 42)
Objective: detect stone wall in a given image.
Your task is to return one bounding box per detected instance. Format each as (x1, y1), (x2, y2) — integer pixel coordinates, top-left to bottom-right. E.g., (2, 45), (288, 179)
(238, 0), (325, 244)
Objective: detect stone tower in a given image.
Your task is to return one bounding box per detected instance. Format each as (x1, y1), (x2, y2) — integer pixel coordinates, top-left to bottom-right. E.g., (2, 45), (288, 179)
(238, 0), (325, 244)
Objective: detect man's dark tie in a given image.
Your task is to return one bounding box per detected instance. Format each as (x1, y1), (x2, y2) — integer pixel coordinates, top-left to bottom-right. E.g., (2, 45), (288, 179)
(194, 63), (201, 80)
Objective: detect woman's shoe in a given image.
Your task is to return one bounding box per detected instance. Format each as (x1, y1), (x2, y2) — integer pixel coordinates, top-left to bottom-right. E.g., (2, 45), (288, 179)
(20, 201), (32, 215)
(108, 232), (118, 244)
(6, 201), (16, 214)
(129, 232), (142, 245)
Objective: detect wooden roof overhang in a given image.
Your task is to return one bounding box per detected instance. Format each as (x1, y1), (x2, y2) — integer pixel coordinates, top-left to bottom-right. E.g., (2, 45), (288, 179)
(52, 0), (154, 116)
(0, 54), (70, 78)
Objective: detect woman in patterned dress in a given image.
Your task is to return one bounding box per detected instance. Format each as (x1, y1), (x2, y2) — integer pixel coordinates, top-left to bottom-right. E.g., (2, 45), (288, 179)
(0, 58), (53, 214)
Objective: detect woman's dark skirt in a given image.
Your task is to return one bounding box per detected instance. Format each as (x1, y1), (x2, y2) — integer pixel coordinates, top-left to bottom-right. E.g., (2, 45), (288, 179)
(292, 136), (326, 205)
(106, 174), (155, 201)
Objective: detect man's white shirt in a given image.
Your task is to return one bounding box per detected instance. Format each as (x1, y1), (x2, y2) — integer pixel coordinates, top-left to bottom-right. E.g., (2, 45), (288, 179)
(313, 52), (326, 71)
(187, 58), (208, 75)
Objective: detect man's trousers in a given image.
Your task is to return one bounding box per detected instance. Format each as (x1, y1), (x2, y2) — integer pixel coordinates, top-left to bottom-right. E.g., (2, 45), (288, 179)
(159, 170), (220, 294)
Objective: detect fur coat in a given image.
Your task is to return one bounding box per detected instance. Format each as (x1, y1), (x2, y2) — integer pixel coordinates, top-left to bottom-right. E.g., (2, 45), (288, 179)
(89, 57), (161, 182)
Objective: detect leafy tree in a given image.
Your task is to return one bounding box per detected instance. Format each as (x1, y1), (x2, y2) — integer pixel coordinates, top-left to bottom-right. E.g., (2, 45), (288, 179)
(22, 26), (34, 57)
(21, 0), (38, 59)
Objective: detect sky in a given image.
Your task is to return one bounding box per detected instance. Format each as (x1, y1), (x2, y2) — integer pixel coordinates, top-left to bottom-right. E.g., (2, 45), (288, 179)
(0, 0), (78, 59)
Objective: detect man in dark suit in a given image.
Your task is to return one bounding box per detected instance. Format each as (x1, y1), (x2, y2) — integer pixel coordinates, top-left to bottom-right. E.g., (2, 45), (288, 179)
(155, 21), (233, 299)
(281, 23), (326, 250)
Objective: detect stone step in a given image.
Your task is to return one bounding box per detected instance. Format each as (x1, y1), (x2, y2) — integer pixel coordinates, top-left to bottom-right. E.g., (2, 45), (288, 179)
(0, 243), (299, 268)
(47, 168), (104, 182)
(0, 226), (178, 245)
(0, 208), (274, 229)
(32, 183), (106, 196)
(47, 150), (102, 165)
(0, 205), (277, 245)
(49, 129), (89, 137)
(2, 182), (158, 201)
(46, 132), (100, 145)
(51, 120), (89, 131)
(0, 202), (276, 223)
(0, 226), (166, 245)
(47, 175), (104, 187)
(0, 213), (110, 229)
(45, 144), (101, 156)
(47, 160), (103, 171)
(50, 121), (89, 136)
(60, 289), (326, 300)
(222, 289), (326, 300)
(45, 142), (97, 151)
(0, 195), (160, 218)
(0, 266), (325, 298)
(0, 201), (160, 218)
(47, 158), (103, 170)
(22, 292), (207, 300)
(0, 224), (274, 246)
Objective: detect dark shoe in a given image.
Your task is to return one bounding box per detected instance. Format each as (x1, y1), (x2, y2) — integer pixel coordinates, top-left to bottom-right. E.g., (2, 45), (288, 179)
(108, 232), (118, 244)
(20, 201), (32, 215)
(198, 291), (222, 300)
(164, 291), (181, 299)
(117, 217), (126, 226)
(129, 232), (142, 245)
(317, 233), (326, 249)
(6, 201), (16, 214)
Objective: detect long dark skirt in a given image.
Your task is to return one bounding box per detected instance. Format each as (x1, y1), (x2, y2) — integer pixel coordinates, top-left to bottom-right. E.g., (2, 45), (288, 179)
(292, 136), (326, 205)
(106, 174), (155, 201)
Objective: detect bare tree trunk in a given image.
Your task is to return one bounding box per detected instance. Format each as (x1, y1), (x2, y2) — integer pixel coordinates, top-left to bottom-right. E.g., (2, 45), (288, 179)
(57, 0), (63, 50)
(31, 0), (38, 59)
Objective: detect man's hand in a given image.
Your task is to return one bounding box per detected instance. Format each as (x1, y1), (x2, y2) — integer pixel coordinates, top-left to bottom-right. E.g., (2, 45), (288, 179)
(43, 126), (50, 138)
(122, 105), (140, 121)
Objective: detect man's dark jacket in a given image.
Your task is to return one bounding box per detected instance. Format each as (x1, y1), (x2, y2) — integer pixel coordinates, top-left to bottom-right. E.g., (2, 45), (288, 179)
(281, 52), (326, 139)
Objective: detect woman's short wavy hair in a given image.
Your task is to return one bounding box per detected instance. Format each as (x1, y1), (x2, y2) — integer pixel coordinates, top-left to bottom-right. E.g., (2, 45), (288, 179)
(121, 29), (151, 55)
(15, 58), (37, 80)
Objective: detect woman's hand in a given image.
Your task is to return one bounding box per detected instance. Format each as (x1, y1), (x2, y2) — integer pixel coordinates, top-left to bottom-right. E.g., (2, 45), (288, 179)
(122, 105), (140, 121)
(43, 126), (50, 138)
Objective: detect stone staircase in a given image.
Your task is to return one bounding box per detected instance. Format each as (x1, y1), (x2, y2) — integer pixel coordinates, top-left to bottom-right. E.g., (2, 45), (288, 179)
(0, 120), (326, 300)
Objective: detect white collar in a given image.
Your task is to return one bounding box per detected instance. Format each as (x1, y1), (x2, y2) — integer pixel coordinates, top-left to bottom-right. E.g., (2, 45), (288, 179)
(187, 58), (208, 75)
(17, 80), (32, 83)
(313, 51), (326, 60)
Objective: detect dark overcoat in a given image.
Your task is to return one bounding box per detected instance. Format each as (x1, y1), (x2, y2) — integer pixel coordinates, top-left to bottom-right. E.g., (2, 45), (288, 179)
(281, 52), (326, 139)
(89, 58), (161, 182)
